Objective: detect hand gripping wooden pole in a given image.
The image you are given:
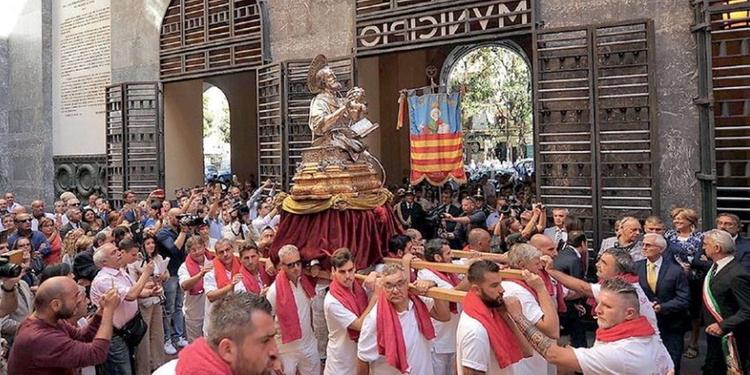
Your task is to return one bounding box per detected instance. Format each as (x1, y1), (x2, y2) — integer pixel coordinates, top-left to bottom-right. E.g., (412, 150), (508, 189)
(382, 257), (523, 279)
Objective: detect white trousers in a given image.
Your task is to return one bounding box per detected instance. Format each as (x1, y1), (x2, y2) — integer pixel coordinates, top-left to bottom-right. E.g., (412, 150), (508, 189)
(280, 340), (321, 375)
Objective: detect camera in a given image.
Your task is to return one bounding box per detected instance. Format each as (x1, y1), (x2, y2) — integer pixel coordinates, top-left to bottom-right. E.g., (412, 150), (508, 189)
(0, 254), (22, 278)
(177, 214), (204, 227)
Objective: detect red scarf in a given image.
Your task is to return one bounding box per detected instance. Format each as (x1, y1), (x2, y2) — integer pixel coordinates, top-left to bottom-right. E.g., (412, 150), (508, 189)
(176, 337), (232, 375)
(588, 273), (641, 312)
(275, 270), (317, 344)
(540, 269), (567, 313)
(427, 268), (461, 313)
(329, 277), (369, 341)
(239, 265), (272, 295)
(213, 256), (241, 289)
(376, 291), (435, 374)
(595, 316), (655, 342)
(462, 290), (525, 368)
(184, 253), (214, 295)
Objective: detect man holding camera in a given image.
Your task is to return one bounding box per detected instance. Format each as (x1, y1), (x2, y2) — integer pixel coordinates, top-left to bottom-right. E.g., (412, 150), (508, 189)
(442, 197), (487, 247)
(156, 208), (191, 353)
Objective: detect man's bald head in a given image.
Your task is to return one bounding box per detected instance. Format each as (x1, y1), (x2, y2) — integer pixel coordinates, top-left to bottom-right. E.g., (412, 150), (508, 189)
(34, 276), (78, 311)
(530, 234), (557, 258)
(468, 228), (491, 252)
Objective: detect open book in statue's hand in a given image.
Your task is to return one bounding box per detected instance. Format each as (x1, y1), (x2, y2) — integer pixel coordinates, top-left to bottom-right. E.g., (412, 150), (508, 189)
(351, 118), (379, 138)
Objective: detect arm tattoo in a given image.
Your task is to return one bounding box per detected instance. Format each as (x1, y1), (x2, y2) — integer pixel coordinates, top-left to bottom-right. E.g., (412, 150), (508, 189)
(510, 312), (555, 357)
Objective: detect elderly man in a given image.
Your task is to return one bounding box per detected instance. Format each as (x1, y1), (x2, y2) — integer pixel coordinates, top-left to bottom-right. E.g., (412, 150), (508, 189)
(546, 247), (659, 334)
(90, 243), (158, 374)
(716, 213), (750, 271)
(357, 263), (451, 375)
(153, 293), (280, 375)
(157, 207), (190, 350)
(702, 229), (750, 374)
(636, 233), (690, 373)
(509, 277), (674, 374)
(456, 260), (533, 375)
(266, 245), (320, 375)
(60, 208), (90, 239)
(323, 248), (378, 375)
(30, 200), (55, 231)
(530, 233), (558, 259)
(7, 276), (121, 375)
(502, 243), (561, 375)
(204, 239), (245, 334)
(599, 216), (644, 262)
(177, 236), (213, 344)
(543, 207), (569, 248)
(417, 239), (471, 375)
(3, 193), (22, 213)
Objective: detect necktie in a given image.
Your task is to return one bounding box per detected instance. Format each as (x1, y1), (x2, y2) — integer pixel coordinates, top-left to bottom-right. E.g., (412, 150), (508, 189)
(554, 229), (562, 246)
(647, 262), (658, 292)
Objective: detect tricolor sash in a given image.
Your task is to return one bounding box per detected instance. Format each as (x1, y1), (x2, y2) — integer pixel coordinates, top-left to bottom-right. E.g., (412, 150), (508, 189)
(703, 264), (743, 374)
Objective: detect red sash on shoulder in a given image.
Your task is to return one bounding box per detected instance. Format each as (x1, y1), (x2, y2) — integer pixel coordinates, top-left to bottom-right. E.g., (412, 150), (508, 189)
(463, 290), (525, 368)
(240, 265), (272, 295)
(275, 270), (317, 344)
(213, 256), (241, 289)
(184, 253), (214, 295)
(595, 316), (655, 342)
(376, 291), (435, 374)
(427, 268), (461, 313)
(176, 337), (232, 375)
(329, 277), (369, 341)
(540, 269), (567, 313)
(506, 279), (539, 301)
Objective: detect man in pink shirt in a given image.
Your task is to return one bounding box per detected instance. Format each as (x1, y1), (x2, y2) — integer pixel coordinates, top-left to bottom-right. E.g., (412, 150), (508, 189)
(90, 242), (160, 374)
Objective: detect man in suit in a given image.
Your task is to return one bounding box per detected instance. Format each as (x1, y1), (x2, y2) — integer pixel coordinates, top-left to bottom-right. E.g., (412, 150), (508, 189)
(716, 213), (750, 272)
(59, 207), (91, 238)
(636, 233), (690, 374)
(543, 207), (569, 249)
(702, 229), (750, 375)
(553, 230), (588, 348)
(394, 188), (424, 232)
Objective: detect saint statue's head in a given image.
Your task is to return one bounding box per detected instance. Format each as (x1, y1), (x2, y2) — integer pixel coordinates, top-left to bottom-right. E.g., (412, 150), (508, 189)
(307, 55), (342, 93)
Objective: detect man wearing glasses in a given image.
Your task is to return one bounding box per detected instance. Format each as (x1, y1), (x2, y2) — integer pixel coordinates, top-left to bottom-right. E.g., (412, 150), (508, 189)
(8, 213), (50, 256)
(266, 245), (320, 375)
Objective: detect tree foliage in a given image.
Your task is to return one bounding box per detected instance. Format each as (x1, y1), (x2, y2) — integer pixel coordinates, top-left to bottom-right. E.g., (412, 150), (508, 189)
(203, 89), (230, 144)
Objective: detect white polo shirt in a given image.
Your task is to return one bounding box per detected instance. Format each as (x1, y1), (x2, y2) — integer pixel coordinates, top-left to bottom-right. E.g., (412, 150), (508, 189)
(591, 282), (659, 335)
(417, 269), (460, 354)
(501, 281), (555, 375)
(202, 268), (247, 335)
(357, 297), (435, 375)
(323, 291), (360, 375)
(456, 313), (521, 375)
(266, 277), (316, 353)
(573, 334), (673, 374)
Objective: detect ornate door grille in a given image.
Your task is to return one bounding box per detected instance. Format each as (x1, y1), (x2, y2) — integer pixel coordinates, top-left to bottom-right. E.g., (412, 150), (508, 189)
(105, 83), (164, 208)
(533, 20), (658, 247)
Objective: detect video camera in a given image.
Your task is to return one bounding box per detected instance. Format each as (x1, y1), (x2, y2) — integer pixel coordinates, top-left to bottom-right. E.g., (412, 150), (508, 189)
(0, 252), (23, 278)
(177, 214), (204, 227)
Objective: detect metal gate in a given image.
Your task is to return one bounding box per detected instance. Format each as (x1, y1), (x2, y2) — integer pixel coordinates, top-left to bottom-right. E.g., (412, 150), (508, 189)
(105, 83), (164, 208)
(533, 20), (658, 246)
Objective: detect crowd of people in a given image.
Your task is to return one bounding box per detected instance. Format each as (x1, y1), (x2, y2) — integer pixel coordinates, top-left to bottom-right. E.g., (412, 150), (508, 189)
(0, 177), (748, 375)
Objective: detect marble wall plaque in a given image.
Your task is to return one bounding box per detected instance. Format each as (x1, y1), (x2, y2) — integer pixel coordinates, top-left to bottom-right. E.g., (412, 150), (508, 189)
(52, 0), (111, 155)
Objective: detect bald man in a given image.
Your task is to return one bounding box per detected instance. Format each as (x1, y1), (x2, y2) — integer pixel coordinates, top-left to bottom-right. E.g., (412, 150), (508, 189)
(465, 228), (509, 264)
(530, 234), (557, 258)
(8, 276), (121, 374)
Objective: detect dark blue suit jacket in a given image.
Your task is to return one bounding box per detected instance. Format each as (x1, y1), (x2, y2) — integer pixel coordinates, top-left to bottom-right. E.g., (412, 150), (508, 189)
(636, 257), (691, 333)
(735, 236), (750, 273)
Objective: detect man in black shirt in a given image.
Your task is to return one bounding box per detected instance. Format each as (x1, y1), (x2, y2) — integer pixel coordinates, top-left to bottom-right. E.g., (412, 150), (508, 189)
(443, 197), (487, 247)
(156, 207), (191, 349)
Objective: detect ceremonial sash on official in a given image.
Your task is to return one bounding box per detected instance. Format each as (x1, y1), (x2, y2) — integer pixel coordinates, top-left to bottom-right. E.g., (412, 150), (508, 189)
(213, 256), (241, 289)
(275, 270), (317, 344)
(427, 268), (461, 313)
(376, 291), (435, 374)
(595, 316), (655, 342)
(462, 290), (525, 368)
(239, 265), (272, 295)
(329, 277), (369, 341)
(703, 264), (743, 373)
(185, 253), (214, 295)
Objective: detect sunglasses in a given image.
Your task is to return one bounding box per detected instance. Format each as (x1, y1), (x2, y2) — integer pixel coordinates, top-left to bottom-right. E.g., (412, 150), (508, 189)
(283, 260), (302, 268)
(16, 219), (32, 223)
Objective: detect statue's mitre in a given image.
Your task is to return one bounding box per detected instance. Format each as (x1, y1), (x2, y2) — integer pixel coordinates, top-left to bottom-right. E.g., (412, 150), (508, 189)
(307, 54), (329, 94)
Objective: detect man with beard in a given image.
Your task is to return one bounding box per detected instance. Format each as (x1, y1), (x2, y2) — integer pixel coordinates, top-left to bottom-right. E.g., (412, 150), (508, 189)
(8, 276), (121, 374)
(153, 293), (280, 375)
(507, 277), (674, 374)
(323, 248), (378, 375)
(456, 260), (533, 375)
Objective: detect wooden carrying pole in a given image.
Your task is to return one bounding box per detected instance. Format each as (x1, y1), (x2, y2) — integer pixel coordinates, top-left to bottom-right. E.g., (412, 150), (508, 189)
(382, 257), (523, 280)
(352, 274), (467, 303)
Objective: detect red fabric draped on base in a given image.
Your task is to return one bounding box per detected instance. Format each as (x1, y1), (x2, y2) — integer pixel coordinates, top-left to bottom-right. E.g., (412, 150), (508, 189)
(270, 205), (403, 268)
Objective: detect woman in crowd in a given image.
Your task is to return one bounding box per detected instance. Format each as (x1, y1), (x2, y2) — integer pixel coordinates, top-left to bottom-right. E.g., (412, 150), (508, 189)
(125, 233), (168, 375)
(664, 207), (705, 360)
(38, 217), (62, 266)
(81, 208), (102, 234)
(60, 228), (86, 266)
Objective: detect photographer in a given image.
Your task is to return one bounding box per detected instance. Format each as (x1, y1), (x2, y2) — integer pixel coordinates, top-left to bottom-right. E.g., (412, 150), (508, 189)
(442, 197), (487, 247)
(425, 190), (461, 243)
(156, 208), (191, 352)
(221, 200), (259, 242)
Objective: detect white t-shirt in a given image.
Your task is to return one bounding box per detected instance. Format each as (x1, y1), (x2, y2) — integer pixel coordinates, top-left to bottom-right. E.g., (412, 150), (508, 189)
(177, 261), (207, 321)
(417, 269), (460, 354)
(573, 335), (673, 375)
(202, 268), (247, 335)
(358, 297), (435, 375)
(152, 359), (177, 375)
(501, 281), (554, 375)
(456, 313), (520, 375)
(266, 277), (316, 353)
(591, 282), (659, 335)
(323, 292), (360, 375)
